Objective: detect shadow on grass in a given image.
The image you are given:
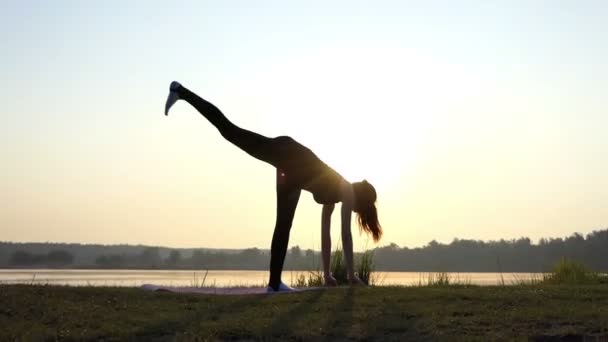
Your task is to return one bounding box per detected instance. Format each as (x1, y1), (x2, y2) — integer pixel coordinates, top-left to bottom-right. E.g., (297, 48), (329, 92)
(377, 288), (432, 341)
(265, 288), (326, 338)
(321, 287), (355, 341)
(129, 292), (270, 340)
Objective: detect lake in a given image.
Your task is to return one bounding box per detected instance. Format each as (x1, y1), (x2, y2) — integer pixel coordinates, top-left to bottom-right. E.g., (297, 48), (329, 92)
(0, 269), (544, 287)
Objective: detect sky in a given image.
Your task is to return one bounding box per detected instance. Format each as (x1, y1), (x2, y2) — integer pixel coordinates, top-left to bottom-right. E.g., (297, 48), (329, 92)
(1, 1), (607, 251)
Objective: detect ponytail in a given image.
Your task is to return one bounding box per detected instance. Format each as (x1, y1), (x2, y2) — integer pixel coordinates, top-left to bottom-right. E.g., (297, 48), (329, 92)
(356, 202), (382, 242)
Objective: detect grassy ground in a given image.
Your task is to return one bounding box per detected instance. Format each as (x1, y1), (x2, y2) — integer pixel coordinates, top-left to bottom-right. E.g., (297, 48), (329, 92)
(1, 284), (608, 341)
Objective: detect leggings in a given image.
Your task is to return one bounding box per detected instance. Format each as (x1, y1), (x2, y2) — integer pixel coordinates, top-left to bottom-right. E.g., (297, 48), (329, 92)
(178, 86), (300, 291)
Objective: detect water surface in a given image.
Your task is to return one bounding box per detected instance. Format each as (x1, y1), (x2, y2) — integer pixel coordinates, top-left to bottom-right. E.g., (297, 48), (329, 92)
(0, 269), (543, 287)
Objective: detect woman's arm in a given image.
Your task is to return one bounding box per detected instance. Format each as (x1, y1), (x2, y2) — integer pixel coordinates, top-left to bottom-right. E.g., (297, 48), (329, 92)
(321, 204), (336, 285)
(341, 183), (364, 285)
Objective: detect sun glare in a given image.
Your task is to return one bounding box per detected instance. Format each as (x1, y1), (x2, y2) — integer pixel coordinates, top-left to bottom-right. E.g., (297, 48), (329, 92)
(230, 43), (477, 191)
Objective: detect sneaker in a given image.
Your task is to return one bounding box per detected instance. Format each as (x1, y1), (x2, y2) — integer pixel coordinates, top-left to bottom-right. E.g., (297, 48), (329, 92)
(266, 281), (298, 293)
(164, 81), (182, 116)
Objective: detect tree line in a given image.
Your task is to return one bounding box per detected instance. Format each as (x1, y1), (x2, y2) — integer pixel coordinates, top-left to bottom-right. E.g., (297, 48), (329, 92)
(8, 250), (74, 267)
(1, 229), (606, 271)
(372, 229), (608, 272)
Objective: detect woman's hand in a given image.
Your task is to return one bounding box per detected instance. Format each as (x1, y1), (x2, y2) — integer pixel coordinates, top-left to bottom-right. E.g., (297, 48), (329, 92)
(348, 274), (366, 286)
(324, 274), (338, 286)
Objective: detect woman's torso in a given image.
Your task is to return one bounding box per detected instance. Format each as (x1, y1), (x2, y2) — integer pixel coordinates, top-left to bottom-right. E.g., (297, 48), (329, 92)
(272, 136), (346, 204)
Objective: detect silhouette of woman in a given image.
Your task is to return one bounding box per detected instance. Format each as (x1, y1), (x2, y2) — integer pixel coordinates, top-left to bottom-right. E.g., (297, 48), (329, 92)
(164, 81), (382, 292)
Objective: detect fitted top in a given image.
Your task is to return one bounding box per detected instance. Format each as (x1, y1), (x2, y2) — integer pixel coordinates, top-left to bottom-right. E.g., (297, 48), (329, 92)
(274, 137), (346, 205)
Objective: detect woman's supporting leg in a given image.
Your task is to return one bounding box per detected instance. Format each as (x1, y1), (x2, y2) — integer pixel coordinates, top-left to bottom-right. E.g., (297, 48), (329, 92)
(167, 83), (303, 290)
(268, 170), (301, 291)
(175, 84), (279, 165)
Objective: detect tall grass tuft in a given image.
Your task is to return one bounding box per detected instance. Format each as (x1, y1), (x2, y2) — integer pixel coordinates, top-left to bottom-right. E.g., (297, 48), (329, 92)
(330, 247), (347, 284)
(291, 245), (378, 287)
(291, 244), (326, 288)
(542, 258), (600, 285)
(190, 270), (209, 288)
(293, 271), (325, 288)
(419, 272), (450, 287)
(496, 256), (506, 286)
(417, 272), (472, 287)
(329, 246), (377, 285)
(510, 273), (543, 286)
(293, 273), (307, 287)
(356, 250), (375, 285)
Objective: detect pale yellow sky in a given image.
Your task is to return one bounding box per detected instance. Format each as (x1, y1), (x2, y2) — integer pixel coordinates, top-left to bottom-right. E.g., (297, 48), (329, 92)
(2, 2), (607, 250)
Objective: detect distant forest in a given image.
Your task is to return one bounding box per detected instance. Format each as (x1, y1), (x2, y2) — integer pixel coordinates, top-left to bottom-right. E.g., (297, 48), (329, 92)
(1, 229), (607, 272)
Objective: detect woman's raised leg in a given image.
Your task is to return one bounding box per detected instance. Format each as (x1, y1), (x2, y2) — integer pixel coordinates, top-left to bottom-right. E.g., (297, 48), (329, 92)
(165, 81), (278, 165)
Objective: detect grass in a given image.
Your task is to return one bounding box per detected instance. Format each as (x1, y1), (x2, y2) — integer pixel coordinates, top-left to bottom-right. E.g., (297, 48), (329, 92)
(542, 258), (602, 285)
(1, 284), (608, 340)
(189, 270), (210, 288)
(330, 247), (378, 286)
(416, 259), (606, 287)
(292, 270), (324, 288)
(511, 273), (543, 286)
(356, 249), (376, 285)
(290, 246), (380, 287)
(418, 272), (473, 287)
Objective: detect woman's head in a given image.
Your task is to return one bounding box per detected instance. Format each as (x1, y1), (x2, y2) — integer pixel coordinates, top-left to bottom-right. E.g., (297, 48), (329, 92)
(352, 180), (382, 242)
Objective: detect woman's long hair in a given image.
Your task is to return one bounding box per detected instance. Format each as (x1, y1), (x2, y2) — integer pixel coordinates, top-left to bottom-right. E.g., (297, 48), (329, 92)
(353, 181), (382, 242)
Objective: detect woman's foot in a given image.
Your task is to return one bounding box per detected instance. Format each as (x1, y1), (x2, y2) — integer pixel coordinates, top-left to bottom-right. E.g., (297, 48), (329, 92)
(348, 274), (367, 286)
(164, 81), (182, 115)
(266, 281), (298, 293)
(324, 274), (338, 287)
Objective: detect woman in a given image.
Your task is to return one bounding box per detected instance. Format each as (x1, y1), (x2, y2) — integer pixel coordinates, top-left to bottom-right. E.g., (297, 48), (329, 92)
(164, 81), (382, 292)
